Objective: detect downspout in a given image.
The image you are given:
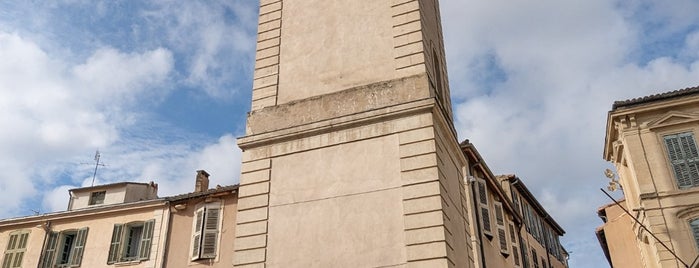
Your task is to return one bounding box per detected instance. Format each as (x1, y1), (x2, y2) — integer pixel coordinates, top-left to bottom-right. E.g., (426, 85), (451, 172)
(469, 162), (487, 268)
(512, 178), (529, 268)
(160, 201), (174, 268)
(36, 221), (51, 268)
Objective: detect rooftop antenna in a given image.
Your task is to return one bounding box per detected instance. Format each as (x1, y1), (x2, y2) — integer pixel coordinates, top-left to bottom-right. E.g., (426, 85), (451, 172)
(84, 150), (106, 187)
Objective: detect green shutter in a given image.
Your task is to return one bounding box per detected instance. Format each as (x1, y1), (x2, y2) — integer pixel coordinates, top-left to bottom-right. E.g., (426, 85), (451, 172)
(2, 233), (18, 268)
(201, 208), (220, 258)
(138, 220), (155, 260)
(191, 209), (204, 260)
(41, 232), (58, 268)
(108, 224), (124, 264)
(665, 132), (699, 188)
(69, 228), (88, 267)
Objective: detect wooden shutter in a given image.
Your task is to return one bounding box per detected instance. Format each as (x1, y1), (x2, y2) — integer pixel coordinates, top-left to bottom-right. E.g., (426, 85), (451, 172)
(513, 245), (520, 266)
(2, 233), (17, 268)
(477, 180), (492, 235)
(40, 232), (59, 268)
(494, 202), (508, 254)
(69, 228), (88, 267)
(665, 132), (699, 188)
(191, 208), (204, 260)
(108, 224), (124, 264)
(139, 220), (155, 260)
(201, 207), (220, 258)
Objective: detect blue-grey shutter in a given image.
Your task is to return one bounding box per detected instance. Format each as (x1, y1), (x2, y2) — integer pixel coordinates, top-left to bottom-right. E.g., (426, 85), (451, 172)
(108, 224), (124, 264)
(40, 232), (59, 268)
(691, 218), (699, 250)
(139, 220), (155, 260)
(69, 227), (88, 267)
(665, 132), (699, 188)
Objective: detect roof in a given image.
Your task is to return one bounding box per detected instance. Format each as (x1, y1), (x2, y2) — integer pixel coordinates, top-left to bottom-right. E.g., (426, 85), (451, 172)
(612, 85), (699, 110)
(501, 174), (566, 235)
(166, 184), (239, 202)
(69, 181), (152, 192)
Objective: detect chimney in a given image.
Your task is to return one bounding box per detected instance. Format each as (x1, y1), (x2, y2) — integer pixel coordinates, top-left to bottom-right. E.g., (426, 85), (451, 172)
(195, 170), (210, 193)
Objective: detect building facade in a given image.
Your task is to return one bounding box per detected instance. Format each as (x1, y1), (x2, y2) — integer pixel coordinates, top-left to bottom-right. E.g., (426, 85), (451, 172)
(602, 86), (699, 267)
(461, 141), (568, 268)
(0, 182), (169, 268)
(234, 0), (474, 267)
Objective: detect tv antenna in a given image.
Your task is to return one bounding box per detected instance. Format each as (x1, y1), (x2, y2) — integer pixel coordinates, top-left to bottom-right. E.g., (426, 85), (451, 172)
(83, 150), (106, 187)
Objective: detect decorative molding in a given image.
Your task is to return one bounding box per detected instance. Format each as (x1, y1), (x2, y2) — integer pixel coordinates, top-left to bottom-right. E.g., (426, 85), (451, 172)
(647, 111), (699, 130)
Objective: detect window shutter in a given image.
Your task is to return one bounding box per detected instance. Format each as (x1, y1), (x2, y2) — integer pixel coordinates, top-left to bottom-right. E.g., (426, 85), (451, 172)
(478, 181), (488, 205)
(201, 208), (220, 258)
(191, 208), (204, 260)
(2, 233), (18, 268)
(665, 132), (699, 188)
(139, 220), (155, 260)
(513, 245), (520, 266)
(69, 227), (88, 267)
(108, 224), (124, 264)
(521, 243), (529, 268)
(494, 202), (505, 226)
(40, 232), (59, 268)
(481, 207), (492, 234)
(691, 218), (699, 250)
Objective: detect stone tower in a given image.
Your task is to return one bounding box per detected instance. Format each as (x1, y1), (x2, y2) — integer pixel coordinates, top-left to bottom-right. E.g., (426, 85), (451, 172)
(233, 0), (475, 267)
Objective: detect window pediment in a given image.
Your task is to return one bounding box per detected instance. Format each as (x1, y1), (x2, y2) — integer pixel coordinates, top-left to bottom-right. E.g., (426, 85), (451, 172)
(647, 112), (699, 130)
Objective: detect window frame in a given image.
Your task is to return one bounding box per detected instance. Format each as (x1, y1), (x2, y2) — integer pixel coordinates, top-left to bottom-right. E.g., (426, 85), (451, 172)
(662, 131), (699, 189)
(40, 228), (88, 268)
(691, 218), (699, 251)
(107, 220), (155, 264)
(88, 191), (106, 206)
(2, 230), (30, 268)
(190, 202), (222, 261)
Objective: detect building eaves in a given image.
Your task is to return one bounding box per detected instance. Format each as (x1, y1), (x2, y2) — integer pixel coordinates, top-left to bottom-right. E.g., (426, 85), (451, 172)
(460, 140), (523, 225)
(69, 181), (151, 192)
(0, 198), (166, 227)
(504, 174), (566, 235)
(166, 184), (239, 202)
(612, 85), (699, 110)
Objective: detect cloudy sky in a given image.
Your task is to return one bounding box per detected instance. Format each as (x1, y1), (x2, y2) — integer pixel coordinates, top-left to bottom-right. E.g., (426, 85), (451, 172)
(1, 0), (698, 267)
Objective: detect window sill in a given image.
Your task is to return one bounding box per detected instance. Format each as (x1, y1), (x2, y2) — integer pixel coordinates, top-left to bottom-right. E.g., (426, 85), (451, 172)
(113, 260), (144, 266)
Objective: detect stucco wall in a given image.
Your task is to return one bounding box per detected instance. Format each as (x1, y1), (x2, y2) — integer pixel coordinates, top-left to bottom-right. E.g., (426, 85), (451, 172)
(165, 195), (238, 267)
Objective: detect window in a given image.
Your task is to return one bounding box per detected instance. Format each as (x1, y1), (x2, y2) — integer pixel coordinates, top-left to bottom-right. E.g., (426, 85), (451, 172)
(531, 249), (539, 268)
(664, 132), (699, 189)
(88, 191), (106, 205)
(107, 220), (155, 264)
(2, 230), (29, 268)
(691, 218), (699, 250)
(41, 228), (88, 268)
(191, 202), (221, 261)
(477, 180), (493, 238)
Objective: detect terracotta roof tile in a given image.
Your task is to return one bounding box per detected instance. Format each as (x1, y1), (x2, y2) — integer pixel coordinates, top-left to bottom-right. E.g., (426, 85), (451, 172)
(612, 85), (699, 110)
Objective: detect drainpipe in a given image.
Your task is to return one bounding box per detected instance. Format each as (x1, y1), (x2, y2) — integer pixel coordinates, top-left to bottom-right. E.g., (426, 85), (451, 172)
(36, 221), (51, 268)
(469, 162), (487, 268)
(160, 201), (174, 268)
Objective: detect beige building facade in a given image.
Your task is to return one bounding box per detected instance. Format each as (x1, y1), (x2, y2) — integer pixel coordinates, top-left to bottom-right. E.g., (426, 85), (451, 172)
(164, 171), (239, 267)
(602, 86), (699, 267)
(234, 0), (472, 267)
(0, 182), (169, 268)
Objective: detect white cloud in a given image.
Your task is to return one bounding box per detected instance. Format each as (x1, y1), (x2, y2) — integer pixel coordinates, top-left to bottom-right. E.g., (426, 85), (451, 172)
(0, 31), (174, 218)
(441, 0), (699, 267)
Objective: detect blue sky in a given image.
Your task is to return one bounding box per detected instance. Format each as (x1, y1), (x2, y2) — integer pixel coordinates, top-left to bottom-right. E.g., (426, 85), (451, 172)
(1, 1), (699, 267)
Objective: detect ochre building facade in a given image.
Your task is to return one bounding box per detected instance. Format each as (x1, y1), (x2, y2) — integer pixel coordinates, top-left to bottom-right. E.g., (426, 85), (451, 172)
(601, 86), (699, 267)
